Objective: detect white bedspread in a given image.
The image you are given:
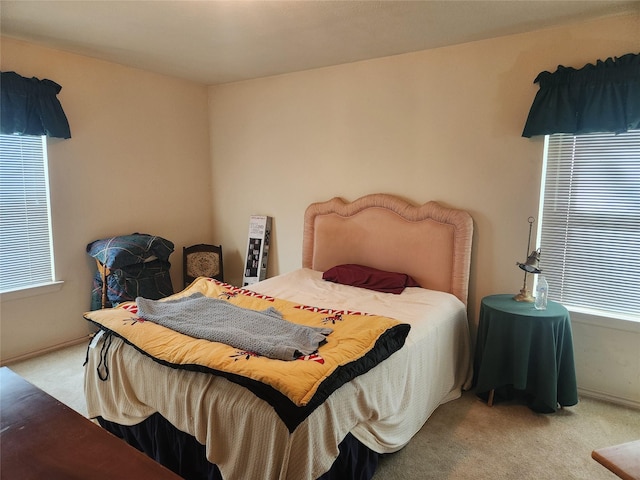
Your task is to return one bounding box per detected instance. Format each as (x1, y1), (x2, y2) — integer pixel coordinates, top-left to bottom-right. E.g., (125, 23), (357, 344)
(84, 268), (472, 480)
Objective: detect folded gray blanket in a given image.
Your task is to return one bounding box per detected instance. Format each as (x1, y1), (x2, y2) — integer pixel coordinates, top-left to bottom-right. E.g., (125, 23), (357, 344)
(136, 293), (332, 361)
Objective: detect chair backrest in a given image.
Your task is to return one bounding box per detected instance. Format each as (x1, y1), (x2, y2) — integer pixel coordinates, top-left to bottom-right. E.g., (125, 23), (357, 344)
(183, 244), (224, 287)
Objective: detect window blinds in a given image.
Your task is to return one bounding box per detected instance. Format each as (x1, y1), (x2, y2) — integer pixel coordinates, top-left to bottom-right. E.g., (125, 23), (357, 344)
(0, 134), (54, 292)
(539, 131), (640, 319)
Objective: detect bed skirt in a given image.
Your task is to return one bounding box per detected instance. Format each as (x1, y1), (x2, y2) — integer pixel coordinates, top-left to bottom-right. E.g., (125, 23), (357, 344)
(97, 413), (379, 480)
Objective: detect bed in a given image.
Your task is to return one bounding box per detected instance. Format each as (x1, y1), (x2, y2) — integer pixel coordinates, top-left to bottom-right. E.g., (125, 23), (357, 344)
(83, 193), (474, 480)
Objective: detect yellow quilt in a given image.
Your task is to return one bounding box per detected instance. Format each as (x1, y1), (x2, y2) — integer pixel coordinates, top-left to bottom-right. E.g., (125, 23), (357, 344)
(84, 277), (410, 427)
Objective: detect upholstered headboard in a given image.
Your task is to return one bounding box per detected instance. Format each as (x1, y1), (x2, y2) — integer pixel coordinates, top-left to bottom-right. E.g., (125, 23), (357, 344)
(303, 194), (473, 306)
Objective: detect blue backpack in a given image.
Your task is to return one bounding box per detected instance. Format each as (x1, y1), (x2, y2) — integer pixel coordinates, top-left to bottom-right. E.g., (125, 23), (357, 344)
(87, 233), (174, 310)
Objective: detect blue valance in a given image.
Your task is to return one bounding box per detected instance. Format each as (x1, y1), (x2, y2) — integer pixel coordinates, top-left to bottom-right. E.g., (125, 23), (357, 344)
(522, 53), (640, 137)
(1, 71), (71, 139)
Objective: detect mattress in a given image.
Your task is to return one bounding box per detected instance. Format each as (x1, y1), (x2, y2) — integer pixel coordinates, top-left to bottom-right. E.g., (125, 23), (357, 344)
(84, 268), (472, 480)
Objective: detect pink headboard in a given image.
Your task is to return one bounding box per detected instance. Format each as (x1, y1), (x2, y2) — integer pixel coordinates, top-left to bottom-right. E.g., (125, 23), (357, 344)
(303, 194), (473, 306)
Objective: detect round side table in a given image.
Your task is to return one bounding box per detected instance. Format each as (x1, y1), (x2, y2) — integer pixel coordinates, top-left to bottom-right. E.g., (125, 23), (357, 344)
(473, 294), (578, 412)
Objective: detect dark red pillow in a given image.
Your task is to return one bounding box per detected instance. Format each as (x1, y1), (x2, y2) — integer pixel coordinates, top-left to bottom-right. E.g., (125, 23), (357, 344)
(322, 264), (420, 294)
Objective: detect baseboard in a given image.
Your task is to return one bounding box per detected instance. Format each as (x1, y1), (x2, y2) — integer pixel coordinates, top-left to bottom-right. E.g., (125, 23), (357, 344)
(578, 387), (640, 410)
(0, 336), (91, 366)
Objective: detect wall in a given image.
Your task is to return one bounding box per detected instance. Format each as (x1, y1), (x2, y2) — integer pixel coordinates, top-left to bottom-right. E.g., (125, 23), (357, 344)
(0, 38), (213, 362)
(208, 13), (640, 406)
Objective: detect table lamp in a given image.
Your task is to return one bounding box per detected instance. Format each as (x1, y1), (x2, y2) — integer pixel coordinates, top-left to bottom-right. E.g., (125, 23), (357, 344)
(514, 217), (542, 302)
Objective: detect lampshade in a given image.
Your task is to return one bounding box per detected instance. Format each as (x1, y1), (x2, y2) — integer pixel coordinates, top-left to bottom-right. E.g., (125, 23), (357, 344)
(517, 249), (542, 274)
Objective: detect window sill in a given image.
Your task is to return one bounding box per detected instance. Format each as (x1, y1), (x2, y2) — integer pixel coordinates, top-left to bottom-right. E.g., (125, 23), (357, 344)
(0, 281), (64, 301)
(568, 307), (640, 333)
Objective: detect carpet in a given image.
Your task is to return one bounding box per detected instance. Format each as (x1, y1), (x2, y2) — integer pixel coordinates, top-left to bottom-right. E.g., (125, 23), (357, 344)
(6, 342), (639, 479)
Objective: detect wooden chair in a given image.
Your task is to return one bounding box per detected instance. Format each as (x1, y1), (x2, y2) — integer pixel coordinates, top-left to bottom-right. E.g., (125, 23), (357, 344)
(183, 244), (224, 288)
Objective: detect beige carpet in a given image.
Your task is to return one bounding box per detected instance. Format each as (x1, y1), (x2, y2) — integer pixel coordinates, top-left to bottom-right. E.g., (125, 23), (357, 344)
(373, 390), (639, 480)
(7, 341), (89, 417)
(6, 342), (639, 479)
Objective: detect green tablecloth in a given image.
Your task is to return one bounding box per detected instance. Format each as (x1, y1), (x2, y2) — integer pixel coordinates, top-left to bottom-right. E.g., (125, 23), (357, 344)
(473, 294), (578, 412)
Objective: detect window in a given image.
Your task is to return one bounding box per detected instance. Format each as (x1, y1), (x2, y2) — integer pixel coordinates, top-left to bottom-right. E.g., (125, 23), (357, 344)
(538, 130), (640, 320)
(0, 134), (55, 293)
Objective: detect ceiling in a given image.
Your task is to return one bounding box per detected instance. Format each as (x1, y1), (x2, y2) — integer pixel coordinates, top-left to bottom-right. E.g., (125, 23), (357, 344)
(1, 1), (638, 85)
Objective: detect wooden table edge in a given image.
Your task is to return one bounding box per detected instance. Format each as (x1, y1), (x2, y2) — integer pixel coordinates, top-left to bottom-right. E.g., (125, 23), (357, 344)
(591, 440), (640, 480)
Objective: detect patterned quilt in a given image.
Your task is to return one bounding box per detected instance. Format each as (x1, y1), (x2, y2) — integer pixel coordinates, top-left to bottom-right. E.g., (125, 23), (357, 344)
(84, 277), (410, 432)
